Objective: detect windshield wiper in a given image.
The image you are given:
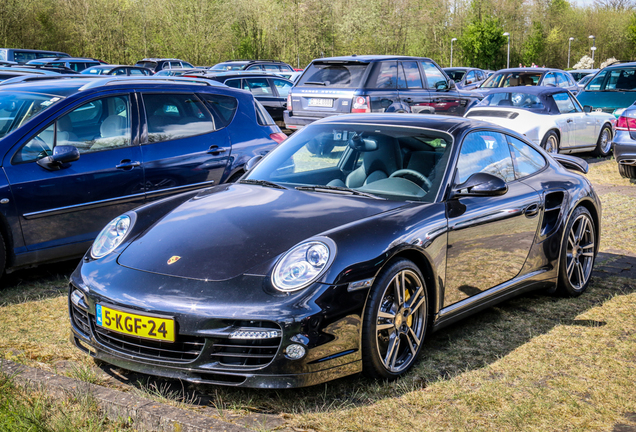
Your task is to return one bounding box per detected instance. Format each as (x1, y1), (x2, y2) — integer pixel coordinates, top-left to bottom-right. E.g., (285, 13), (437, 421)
(239, 179), (287, 189)
(296, 185), (384, 199)
(304, 81), (326, 86)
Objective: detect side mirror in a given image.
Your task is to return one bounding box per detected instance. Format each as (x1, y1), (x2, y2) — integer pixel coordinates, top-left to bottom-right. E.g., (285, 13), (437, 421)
(435, 81), (449, 91)
(37, 145), (80, 171)
(583, 105), (592, 113)
(450, 172), (508, 198)
(245, 154), (263, 172)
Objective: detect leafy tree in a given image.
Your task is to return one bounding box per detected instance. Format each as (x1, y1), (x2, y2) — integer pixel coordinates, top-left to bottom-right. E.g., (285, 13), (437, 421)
(459, 17), (507, 69)
(521, 22), (546, 66)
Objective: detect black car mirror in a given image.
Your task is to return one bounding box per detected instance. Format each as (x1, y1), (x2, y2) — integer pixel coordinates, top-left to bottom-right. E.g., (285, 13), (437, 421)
(36, 145), (80, 171)
(450, 172), (508, 198)
(435, 81), (449, 91)
(583, 105), (592, 113)
(245, 155), (263, 172)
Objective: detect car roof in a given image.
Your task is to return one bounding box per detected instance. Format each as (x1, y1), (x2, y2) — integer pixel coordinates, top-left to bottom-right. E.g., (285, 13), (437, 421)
(443, 67), (480, 71)
(570, 69), (599, 73)
(603, 62), (636, 69)
(196, 71), (289, 79)
(492, 68), (564, 73)
(312, 55), (433, 63)
(29, 57), (100, 62)
(137, 58), (185, 62)
(0, 67), (58, 75)
(0, 76), (227, 97)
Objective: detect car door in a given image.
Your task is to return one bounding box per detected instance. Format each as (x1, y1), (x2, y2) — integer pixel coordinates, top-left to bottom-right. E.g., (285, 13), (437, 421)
(2, 93), (145, 252)
(420, 60), (469, 116)
(551, 92), (578, 149)
(444, 130), (542, 306)
(139, 92), (231, 201)
(568, 93), (597, 147)
(364, 61), (402, 113)
(397, 61), (432, 114)
(243, 78), (282, 122)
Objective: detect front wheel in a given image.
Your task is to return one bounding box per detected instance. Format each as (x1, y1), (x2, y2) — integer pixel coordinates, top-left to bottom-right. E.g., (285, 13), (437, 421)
(592, 125), (612, 157)
(361, 259), (428, 380)
(556, 206), (596, 297)
(541, 131), (560, 154)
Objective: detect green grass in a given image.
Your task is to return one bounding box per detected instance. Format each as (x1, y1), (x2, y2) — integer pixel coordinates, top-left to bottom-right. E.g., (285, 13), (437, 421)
(1, 158), (636, 431)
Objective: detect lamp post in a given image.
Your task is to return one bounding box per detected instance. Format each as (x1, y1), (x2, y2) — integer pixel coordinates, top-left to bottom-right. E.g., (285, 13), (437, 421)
(450, 38), (457, 67)
(503, 32), (510, 69)
(589, 35), (596, 65)
(568, 37), (574, 69)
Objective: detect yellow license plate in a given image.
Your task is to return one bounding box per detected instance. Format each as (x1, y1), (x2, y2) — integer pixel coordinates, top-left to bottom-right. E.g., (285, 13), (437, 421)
(96, 304), (175, 342)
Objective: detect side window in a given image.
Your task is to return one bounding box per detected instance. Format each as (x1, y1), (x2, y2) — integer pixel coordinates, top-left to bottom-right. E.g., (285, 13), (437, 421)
(245, 78), (273, 95)
(456, 131), (515, 184)
(112, 68), (127, 76)
(556, 73), (570, 88)
(507, 135), (546, 178)
(246, 65), (262, 71)
(254, 100), (275, 126)
(263, 64), (280, 72)
(401, 61), (423, 88)
(224, 79), (242, 89)
(169, 61), (181, 69)
(420, 61), (447, 90)
(129, 69), (144, 76)
(465, 71), (476, 84)
(16, 95), (132, 163)
(397, 63), (408, 89)
(201, 94), (238, 129)
(552, 92), (577, 114)
(372, 61), (398, 89)
(142, 93), (215, 143)
(543, 73), (556, 86)
(272, 78), (292, 97)
(50, 62), (66, 68)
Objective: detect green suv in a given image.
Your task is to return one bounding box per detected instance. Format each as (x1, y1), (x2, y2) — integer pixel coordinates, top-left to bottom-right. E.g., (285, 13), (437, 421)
(577, 62), (636, 117)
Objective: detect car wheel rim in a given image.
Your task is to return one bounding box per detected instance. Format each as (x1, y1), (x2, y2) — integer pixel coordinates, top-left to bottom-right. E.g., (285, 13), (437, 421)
(566, 214), (595, 290)
(600, 129), (611, 154)
(375, 269), (426, 373)
(545, 135), (558, 154)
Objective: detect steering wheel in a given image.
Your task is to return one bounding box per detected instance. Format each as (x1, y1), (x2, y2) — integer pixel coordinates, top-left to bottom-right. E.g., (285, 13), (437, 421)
(389, 169), (432, 190)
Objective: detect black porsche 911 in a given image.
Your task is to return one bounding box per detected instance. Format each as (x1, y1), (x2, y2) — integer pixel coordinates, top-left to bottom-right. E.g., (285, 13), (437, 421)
(68, 113), (601, 388)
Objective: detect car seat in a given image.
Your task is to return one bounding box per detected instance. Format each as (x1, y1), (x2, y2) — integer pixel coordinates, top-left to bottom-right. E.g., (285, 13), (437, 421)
(344, 135), (402, 188)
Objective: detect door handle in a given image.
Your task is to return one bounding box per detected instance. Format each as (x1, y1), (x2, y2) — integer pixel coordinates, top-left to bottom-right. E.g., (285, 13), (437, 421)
(403, 98), (413, 103)
(567, 118), (573, 123)
(116, 160), (141, 170)
(207, 146), (227, 155)
(524, 203), (540, 218)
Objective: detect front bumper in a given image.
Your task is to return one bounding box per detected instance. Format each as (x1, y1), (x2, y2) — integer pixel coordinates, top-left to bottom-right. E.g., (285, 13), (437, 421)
(68, 260), (365, 388)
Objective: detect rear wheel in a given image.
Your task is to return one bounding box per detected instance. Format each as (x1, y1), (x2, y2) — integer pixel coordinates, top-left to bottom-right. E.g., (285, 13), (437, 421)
(361, 259), (428, 380)
(541, 131), (559, 154)
(618, 163), (636, 179)
(556, 206), (596, 297)
(591, 125), (612, 157)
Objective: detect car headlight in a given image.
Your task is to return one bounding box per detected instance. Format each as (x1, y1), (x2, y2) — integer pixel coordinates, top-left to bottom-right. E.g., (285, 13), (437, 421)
(91, 214), (132, 259)
(272, 239), (335, 292)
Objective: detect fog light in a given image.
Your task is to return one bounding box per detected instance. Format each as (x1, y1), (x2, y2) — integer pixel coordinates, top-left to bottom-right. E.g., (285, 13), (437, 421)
(285, 344), (306, 360)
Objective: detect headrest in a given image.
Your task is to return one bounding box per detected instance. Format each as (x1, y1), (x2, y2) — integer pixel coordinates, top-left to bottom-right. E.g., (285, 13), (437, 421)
(348, 135), (378, 152)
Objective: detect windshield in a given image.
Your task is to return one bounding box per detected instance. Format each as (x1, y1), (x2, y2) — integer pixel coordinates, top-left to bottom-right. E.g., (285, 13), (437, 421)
(0, 92), (63, 139)
(578, 74), (594, 86)
(586, 68), (636, 91)
(445, 70), (466, 82)
(480, 71), (541, 88)
(211, 63), (246, 71)
(297, 62), (369, 88)
(479, 92), (545, 110)
(246, 123), (452, 202)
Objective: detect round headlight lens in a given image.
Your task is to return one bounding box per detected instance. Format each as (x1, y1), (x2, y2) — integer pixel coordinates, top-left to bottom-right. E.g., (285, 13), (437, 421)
(273, 241), (332, 292)
(91, 215), (131, 259)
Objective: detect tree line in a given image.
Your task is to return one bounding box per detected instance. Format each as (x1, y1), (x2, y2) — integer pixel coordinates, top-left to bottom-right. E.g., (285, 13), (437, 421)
(1, 0), (635, 70)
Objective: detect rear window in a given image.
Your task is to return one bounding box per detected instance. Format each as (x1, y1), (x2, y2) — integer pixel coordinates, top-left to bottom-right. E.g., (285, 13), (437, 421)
(297, 62), (369, 88)
(445, 70), (466, 82)
(480, 92), (545, 110)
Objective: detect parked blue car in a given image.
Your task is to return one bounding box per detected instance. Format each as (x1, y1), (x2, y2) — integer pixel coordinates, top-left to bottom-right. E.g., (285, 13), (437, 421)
(0, 76), (284, 276)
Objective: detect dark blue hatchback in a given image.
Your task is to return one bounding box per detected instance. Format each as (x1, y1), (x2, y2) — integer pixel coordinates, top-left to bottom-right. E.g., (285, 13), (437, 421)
(0, 76), (283, 275)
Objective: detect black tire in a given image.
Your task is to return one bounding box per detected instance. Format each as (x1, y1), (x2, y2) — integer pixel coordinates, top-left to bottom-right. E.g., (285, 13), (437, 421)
(618, 163), (636, 179)
(541, 131), (560, 154)
(591, 125), (612, 157)
(361, 259), (428, 380)
(555, 206), (596, 297)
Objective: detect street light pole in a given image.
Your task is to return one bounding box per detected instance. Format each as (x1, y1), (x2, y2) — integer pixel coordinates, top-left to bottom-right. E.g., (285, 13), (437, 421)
(503, 32), (510, 69)
(589, 35), (596, 66)
(450, 38), (457, 67)
(568, 37), (574, 69)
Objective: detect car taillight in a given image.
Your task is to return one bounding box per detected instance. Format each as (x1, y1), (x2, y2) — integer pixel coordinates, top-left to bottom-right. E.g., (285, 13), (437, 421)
(270, 132), (287, 144)
(287, 93), (292, 113)
(616, 115), (636, 131)
(351, 96), (371, 113)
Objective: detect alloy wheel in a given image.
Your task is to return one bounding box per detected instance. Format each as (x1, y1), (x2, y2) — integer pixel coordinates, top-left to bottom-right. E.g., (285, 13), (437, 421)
(566, 214), (595, 290)
(375, 269), (427, 373)
(599, 128), (611, 154)
(545, 134), (559, 154)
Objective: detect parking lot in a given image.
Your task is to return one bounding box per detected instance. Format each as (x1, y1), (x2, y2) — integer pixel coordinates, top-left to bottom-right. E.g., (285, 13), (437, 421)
(1, 154), (634, 431)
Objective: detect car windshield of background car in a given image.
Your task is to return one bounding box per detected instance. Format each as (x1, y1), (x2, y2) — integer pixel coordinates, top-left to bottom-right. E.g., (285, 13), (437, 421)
(445, 70), (466, 82)
(481, 72), (541, 88)
(246, 123), (452, 202)
(297, 62), (368, 88)
(210, 63), (245, 71)
(480, 92), (545, 110)
(0, 92), (64, 139)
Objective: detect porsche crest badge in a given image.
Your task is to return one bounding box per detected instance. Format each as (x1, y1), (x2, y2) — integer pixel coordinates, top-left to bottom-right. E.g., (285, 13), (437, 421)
(167, 256), (181, 265)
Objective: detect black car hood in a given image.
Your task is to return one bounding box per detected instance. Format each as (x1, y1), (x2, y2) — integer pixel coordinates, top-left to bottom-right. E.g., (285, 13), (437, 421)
(118, 183), (406, 281)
